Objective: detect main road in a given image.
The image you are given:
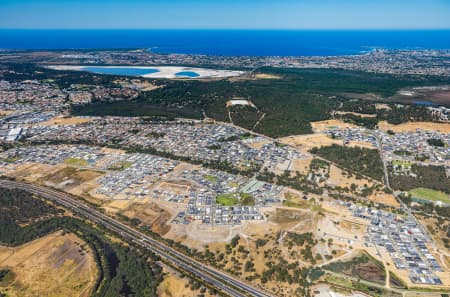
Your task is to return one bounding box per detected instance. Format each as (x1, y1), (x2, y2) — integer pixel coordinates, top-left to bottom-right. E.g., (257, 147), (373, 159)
(0, 179), (273, 297)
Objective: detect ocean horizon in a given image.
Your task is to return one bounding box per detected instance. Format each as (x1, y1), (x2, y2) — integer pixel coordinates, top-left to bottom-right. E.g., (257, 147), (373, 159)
(1, 29), (450, 56)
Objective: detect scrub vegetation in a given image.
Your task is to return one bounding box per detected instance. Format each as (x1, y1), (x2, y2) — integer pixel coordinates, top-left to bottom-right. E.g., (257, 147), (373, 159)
(310, 145), (383, 181)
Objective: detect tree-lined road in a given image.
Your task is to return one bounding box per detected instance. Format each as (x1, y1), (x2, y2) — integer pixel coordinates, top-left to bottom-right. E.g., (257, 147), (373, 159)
(0, 179), (273, 297)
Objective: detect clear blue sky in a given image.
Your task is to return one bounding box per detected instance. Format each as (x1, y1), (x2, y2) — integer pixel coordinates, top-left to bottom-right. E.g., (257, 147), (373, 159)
(1, 0), (449, 30)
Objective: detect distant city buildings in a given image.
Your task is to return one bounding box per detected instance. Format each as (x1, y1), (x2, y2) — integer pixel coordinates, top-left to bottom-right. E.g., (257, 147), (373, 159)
(14, 49), (448, 76)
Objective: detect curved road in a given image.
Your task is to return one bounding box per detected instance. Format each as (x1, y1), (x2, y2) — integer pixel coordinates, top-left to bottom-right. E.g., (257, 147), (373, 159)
(0, 179), (273, 297)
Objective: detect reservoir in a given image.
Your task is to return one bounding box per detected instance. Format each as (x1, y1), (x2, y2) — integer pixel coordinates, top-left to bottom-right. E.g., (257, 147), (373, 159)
(175, 71), (200, 78)
(413, 100), (437, 106)
(81, 66), (160, 76)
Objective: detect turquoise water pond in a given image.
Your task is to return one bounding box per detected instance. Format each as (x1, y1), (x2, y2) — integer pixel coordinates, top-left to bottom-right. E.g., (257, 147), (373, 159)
(175, 71), (200, 77)
(81, 67), (159, 76)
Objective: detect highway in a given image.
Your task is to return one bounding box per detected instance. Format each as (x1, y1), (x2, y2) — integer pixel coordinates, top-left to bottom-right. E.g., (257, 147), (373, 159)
(0, 179), (273, 297)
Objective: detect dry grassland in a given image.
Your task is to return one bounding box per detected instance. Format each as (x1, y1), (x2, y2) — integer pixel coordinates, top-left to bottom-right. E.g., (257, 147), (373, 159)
(327, 165), (373, 188)
(378, 121), (450, 133)
(40, 166), (104, 192)
(0, 110), (14, 116)
(278, 133), (342, 151)
(419, 217), (450, 254)
(375, 103), (391, 110)
(335, 111), (377, 118)
(0, 231), (98, 297)
(5, 162), (58, 182)
(39, 116), (93, 126)
(158, 271), (215, 297)
(101, 199), (134, 213)
(368, 192), (400, 207)
(311, 119), (359, 132)
(158, 275), (197, 297)
(121, 201), (172, 235)
(254, 73), (281, 79)
(347, 140), (376, 149)
(290, 157), (313, 174)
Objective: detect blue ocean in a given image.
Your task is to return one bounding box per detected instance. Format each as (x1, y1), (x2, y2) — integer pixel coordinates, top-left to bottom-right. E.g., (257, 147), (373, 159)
(1, 30), (450, 56)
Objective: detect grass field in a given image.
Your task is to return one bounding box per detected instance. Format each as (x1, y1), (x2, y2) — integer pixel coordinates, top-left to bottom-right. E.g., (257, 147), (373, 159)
(64, 157), (88, 166)
(216, 193), (239, 206)
(203, 174), (218, 182)
(1, 157), (21, 163)
(107, 161), (132, 171)
(215, 192), (255, 206)
(0, 269), (15, 287)
(270, 208), (311, 227)
(324, 273), (353, 289)
(283, 192), (310, 209)
(410, 188), (450, 204)
(239, 193), (255, 206)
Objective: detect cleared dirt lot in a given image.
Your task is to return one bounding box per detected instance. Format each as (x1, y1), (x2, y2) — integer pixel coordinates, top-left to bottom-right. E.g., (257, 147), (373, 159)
(0, 110), (15, 116)
(290, 157), (313, 174)
(4, 163), (105, 199)
(38, 116), (93, 126)
(166, 222), (242, 247)
(3, 162), (58, 182)
(121, 201), (173, 235)
(378, 121), (450, 133)
(347, 140), (375, 149)
(327, 165), (374, 188)
(279, 133), (343, 151)
(0, 231), (98, 297)
(311, 119), (360, 132)
(253, 73), (281, 80)
(368, 192), (400, 207)
(40, 166), (104, 193)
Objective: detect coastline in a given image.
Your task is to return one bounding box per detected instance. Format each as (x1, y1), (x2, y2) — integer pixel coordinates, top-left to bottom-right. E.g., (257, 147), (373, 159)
(3, 30), (450, 56)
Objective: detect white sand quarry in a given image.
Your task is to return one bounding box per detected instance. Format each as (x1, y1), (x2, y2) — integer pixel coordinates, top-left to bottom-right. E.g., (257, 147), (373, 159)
(47, 65), (245, 79)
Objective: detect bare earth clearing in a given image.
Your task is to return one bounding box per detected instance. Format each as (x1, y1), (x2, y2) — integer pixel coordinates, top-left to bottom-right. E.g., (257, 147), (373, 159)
(279, 133), (343, 151)
(39, 116), (93, 126)
(253, 73), (282, 79)
(311, 119), (360, 132)
(0, 110), (15, 116)
(378, 121), (450, 133)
